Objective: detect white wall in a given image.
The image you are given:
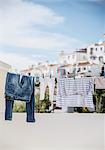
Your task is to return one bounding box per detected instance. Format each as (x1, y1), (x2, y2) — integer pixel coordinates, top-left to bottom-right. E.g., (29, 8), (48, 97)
(87, 44), (105, 64)
(59, 52), (88, 65)
(0, 64), (11, 112)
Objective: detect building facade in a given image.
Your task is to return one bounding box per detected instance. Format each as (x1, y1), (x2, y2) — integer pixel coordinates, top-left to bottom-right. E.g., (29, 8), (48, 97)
(0, 60), (11, 112)
(58, 41), (105, 77)
(20, 40), (105, 78)
(20, 62), (59, 78)
(87, 41), (105, 64)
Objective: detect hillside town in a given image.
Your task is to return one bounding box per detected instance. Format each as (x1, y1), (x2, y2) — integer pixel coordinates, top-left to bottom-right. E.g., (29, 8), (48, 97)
(20, 40), (105, 78)
(0, 39), (105, 111)
(1, 39), (105, 80)
(0, 0), (105, 149)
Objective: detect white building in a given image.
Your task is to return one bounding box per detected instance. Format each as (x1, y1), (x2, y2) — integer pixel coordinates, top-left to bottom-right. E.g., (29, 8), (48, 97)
(58, 41), (105, 77)
(87, 41), (105, 64)
(20, 62), (59, 78)
(0, 60), (11, 112)
(58, 49), (89, 76)
(58, 49), (88, 65)
(75, 62), (101, 77)
(21, 40), (105, 78)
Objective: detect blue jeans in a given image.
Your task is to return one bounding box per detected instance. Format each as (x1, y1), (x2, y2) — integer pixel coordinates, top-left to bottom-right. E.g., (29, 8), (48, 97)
(5, 72), (33, 103)
(5, 83), (35, 123)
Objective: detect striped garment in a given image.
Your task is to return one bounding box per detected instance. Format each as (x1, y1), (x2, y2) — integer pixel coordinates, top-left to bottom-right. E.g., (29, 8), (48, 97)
(56, 77), (94, 111)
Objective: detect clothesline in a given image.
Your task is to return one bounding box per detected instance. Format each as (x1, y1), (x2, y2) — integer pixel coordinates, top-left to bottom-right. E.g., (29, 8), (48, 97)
(3, 72), (105, 122)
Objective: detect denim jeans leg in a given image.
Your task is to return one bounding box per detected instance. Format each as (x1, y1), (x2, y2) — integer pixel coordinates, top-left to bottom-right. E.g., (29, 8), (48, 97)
(26, 78), (35, 122)
(5, 99), (14, 121)
(26, 90), (35, 122)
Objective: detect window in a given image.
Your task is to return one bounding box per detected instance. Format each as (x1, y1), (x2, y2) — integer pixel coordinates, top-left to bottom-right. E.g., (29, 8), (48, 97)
(96, 48), (97, 51)
(99, 56), (103, 62)
(100, 47), (103, 51)
(88, 70), (91, 72)
(83, 67), (86, 70)
(90, 56), (96, 60)
(90, 48), (93, 55)
(77, 68), (81, 72)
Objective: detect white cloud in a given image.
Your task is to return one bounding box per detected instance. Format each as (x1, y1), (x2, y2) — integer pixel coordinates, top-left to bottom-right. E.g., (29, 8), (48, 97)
(0, 32), (84, 50)
(0, 51), (35, 71)
(0, 0), (84, 51)
(0, 33), (85, 71)
(0, 0), (85, 70)
(0, 0), (64, 33)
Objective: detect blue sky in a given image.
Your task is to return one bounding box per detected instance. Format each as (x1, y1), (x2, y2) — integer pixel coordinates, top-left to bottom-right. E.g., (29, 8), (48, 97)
(0, 0), (104, 70)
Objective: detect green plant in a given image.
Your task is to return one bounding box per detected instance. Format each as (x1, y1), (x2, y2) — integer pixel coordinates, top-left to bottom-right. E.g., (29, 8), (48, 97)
(94, 90), (105, 113)
(35, 87), (51, 113)
(13, 102), (26, 112)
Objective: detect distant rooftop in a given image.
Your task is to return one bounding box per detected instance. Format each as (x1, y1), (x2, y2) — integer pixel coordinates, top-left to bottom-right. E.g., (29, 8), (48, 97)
(75, 48), (87, 53)
(0, 60), (11, 69)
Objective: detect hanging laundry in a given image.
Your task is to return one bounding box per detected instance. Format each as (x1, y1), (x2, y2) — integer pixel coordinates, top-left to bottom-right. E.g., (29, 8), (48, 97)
(56, 78), (67, 111)
(95, 77), (105, 90)
(56, 78), (85, 111)
(5, 72), (33, 102)
(40, 77), (55, 102)
(82, 77), (94, 109)
(5, 72), (35, 122)
(56, 77), (94, 112)
(40, 77), (46, 101)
